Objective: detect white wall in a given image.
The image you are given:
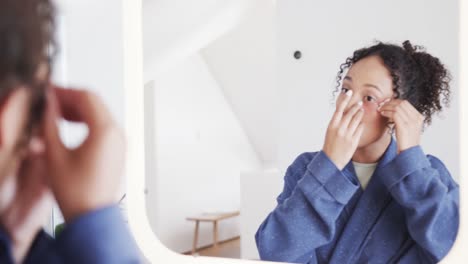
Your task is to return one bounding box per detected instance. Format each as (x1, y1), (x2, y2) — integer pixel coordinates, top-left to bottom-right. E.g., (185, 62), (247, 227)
(143, 0), (256, 78)
(144, 53), (262, 253)
(54, 0), (125, 127)
(202, 0), (278, 166)
(240, 170), (282, 260)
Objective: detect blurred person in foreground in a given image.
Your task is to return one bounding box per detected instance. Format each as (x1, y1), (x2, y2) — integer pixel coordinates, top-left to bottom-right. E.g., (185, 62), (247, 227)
(0, 0), (141, 263)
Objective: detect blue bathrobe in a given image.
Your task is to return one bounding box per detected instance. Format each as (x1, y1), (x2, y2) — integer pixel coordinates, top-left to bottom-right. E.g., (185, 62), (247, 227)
(255, 138), (459, 263)
(0, 205), (140, 263)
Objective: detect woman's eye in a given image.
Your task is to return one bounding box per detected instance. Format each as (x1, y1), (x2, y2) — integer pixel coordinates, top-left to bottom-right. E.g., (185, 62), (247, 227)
(364, 96), (376, 102)
(341, 88), (349, 94)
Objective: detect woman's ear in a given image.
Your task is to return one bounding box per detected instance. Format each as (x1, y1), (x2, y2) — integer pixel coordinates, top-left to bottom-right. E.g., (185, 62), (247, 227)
(0, 88), (31, 152)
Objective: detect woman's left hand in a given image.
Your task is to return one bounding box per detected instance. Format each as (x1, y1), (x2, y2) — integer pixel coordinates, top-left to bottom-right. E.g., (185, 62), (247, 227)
(0, 137), (52, 264)
(378, 99), (424, 154)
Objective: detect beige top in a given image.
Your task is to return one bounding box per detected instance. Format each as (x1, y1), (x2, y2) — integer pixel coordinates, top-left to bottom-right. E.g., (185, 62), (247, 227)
(352, 161), (378, 189)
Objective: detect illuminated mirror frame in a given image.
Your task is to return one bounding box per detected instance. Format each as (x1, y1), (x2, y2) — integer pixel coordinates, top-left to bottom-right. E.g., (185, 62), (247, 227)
(122, 0), (467, 263)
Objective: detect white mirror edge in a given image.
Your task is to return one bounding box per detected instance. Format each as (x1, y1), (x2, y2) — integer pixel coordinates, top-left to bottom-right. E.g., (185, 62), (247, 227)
(438, 0), (467, 263)
(121, 0), (467, 263)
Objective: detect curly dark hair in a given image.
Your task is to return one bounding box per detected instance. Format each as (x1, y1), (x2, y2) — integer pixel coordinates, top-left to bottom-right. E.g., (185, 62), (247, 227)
(0, 0), (56, 137)
(334, 40), (451, 126)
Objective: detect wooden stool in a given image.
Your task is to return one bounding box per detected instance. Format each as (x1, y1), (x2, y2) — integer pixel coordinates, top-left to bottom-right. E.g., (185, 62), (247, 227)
(186, 211), (240, 254)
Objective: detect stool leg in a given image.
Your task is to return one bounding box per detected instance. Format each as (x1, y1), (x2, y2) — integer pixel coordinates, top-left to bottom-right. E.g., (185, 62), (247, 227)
(192, 221), (199, 254)
(213, 220), (218, 248)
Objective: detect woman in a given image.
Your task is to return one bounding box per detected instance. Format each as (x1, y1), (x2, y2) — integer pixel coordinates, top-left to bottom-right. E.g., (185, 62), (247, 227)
(255, 41), (459, 264)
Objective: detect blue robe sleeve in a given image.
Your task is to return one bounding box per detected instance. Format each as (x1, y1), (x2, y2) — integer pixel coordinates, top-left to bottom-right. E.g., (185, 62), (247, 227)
(380, 146), (459, 263)
(255, 151), (359, 263)
(5, 205), (141, 264)
(53, 205), (141, 263)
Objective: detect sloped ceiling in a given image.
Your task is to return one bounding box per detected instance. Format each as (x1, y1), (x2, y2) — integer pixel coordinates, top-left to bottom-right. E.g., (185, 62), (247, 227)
(143, 0), (278, 166)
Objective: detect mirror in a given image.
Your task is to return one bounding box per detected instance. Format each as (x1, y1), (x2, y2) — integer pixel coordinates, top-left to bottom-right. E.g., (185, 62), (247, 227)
(137, 0), (463, 263)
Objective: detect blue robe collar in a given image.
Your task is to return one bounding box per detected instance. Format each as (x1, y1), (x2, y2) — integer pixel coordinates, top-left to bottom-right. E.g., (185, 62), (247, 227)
(329, 136), (398, 263)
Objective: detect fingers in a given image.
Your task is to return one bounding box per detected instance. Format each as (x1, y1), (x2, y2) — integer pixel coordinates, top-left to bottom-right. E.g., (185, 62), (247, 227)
(28, 136), (45, 155)
(352, 122), (365, 140)
(377, 98), (391, 109)
(17, 137), (49, 188)
(379, 99), (421, 125)
(379, 100), (411, 117)
(401, 100), (423, 117)
(42, 90), (68, 167)
(380, 109), (408, 124)
(17, 156), (49, 193)
(52, 86), (114, 133)
(348, 106), (364, 133)
(332, 90), (353, 125)
(340, 101), (363, 129)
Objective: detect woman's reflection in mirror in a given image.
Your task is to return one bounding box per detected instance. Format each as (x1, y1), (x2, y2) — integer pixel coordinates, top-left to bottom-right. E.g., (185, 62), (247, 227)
(256, 40), (458, 264)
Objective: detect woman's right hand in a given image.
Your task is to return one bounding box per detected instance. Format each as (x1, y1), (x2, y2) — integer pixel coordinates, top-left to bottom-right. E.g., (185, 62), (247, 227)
(322, 90), (364, 170)
(43, 87), (126, 222)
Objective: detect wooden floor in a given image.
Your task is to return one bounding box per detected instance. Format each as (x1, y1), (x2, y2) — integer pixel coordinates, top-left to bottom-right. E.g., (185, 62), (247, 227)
(187, 237), (240, 259)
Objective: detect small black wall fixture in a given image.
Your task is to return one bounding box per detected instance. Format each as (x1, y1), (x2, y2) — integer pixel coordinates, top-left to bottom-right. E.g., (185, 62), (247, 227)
(294, 50), (302, 59)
